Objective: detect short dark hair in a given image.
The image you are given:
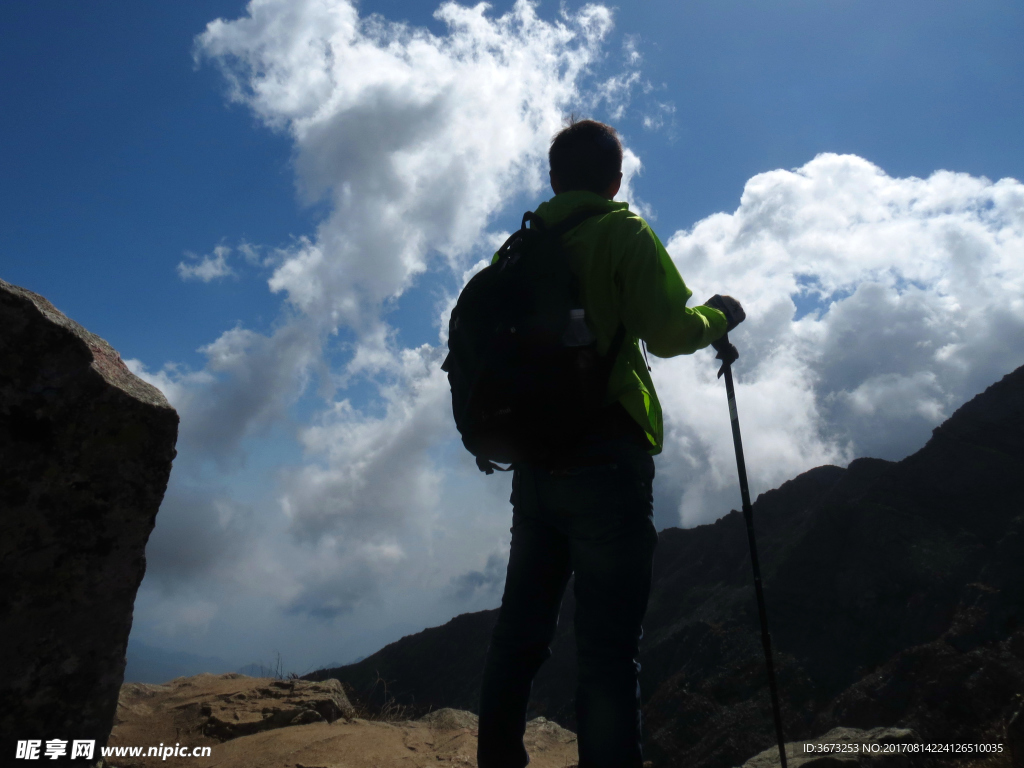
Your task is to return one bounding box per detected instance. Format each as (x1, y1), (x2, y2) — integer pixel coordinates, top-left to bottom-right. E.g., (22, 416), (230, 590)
(548, 118), (623, 195)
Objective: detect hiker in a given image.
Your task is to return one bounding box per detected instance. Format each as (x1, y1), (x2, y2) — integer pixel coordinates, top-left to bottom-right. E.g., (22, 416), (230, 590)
(472, 118), (744, 768)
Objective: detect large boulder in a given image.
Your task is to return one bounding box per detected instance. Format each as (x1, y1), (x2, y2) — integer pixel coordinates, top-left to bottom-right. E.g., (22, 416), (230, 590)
(0, 279), (178, 762)
(112, 674), (357, 749)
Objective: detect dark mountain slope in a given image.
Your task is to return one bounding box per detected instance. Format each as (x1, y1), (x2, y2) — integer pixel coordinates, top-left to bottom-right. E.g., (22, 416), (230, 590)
(307, 365), (1024, 767)
(307, 609), (498, 714)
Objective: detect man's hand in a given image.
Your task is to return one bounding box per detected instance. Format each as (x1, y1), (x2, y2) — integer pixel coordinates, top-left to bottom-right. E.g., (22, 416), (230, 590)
(711, 333), (739, 378)
(712, 333), (739, 362)
(703, 295), (746, 332)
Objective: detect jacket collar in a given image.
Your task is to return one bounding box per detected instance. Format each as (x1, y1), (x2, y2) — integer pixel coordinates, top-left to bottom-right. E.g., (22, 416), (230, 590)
(534, 191), (629, 226)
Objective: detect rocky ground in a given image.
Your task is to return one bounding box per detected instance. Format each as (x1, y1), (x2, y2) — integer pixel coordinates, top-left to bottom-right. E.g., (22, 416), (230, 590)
(103, 673), (1017, 768)
(104, 673), (579, 768)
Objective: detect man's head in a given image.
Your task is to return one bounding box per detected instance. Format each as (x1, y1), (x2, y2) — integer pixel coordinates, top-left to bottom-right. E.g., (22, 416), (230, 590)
(548, 118), (623, 199)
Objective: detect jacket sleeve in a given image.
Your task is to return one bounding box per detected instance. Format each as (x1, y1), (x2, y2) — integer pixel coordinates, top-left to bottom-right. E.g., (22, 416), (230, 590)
(616, 217), (728, 357)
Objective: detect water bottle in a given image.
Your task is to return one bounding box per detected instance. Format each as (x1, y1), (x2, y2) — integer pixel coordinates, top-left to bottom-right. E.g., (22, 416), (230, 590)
(562, 308), (595, 347)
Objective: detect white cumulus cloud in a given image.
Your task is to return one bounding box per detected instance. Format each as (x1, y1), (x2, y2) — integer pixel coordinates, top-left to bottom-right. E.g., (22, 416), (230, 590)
(655, 153), (1024, 526)
(134, 0), (647, 661)
(131, 0), (1024, 672)
(197, 0), (629, 331)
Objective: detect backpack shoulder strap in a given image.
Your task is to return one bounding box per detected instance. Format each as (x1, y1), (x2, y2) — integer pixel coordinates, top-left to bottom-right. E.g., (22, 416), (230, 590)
(516, 206), (624, 366)
(548, 208), (623, 363)
(539, 206), (624, 365)
(518, 207), (606, 235)
(497, 208), (604, 261)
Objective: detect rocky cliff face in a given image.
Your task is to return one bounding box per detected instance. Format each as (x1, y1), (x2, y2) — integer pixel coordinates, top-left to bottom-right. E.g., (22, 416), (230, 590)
(0, 280), (179, 761)
(307, 365), (1024, 768)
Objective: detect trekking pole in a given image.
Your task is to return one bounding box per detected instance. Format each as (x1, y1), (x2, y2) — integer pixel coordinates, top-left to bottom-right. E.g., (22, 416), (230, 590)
(716, 335), (788, 768)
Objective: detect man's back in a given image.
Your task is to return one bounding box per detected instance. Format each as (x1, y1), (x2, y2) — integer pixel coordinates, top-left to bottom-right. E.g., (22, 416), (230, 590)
(526, 189), (727, 453)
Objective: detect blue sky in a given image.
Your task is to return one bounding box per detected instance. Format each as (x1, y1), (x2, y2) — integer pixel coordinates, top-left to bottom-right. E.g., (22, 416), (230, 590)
(5, 1), (1020, 363)
(2, 0), (1022, 675)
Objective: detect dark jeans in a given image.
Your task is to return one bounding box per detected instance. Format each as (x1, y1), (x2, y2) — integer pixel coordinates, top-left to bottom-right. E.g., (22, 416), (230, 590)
(477, 439), (657, 768)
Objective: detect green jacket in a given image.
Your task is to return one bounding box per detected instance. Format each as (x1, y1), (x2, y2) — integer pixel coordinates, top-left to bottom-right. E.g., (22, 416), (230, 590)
(495, 191), (728, 453)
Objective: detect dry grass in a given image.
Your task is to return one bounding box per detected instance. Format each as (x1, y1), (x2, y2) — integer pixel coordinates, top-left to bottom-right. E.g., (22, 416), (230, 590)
(346, 672), (420, 723)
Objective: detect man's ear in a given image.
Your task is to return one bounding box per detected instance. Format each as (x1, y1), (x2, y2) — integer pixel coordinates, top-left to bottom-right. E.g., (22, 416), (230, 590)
(550, 171), (563, 195)
(605, 172), (622, 200)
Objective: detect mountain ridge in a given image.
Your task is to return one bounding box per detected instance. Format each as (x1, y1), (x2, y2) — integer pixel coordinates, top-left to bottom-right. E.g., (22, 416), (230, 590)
(306, 365), (1024, 768)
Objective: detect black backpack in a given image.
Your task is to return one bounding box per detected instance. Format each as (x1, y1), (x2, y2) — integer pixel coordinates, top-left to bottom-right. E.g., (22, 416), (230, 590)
(442, 208), (625, 473)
